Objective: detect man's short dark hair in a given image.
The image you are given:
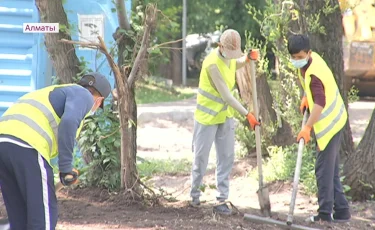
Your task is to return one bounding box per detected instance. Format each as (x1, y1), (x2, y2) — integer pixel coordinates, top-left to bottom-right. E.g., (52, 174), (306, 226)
(287, 34), (310, 55)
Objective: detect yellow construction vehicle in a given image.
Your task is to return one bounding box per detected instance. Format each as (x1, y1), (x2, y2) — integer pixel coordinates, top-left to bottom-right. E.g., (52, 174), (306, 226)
(340, 0), (375, 96)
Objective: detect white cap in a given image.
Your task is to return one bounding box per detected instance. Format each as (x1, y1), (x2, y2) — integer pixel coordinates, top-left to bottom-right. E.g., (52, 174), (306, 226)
(219, 29), (242, 59)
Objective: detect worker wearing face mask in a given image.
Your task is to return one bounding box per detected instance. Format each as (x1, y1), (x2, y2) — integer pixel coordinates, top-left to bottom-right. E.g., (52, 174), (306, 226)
(287, 34), (351, 223)
(0, 73), (111, 230)
(190, 29), (260, 215)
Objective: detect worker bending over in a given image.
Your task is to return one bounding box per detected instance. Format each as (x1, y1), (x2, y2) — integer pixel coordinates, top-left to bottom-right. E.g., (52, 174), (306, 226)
(0, 73), (111, 230)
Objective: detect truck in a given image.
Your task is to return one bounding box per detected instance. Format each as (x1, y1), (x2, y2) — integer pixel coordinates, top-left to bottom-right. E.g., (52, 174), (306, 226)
(340, 0), (375, 96)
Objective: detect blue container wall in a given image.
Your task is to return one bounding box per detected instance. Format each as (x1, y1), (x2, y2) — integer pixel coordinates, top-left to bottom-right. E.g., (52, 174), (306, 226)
(63, 0), (132, 104)
(0, 0), (48, 117)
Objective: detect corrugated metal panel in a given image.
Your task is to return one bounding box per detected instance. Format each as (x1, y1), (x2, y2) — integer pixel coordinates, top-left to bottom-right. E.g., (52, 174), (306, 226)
(0, 0), (37, 117)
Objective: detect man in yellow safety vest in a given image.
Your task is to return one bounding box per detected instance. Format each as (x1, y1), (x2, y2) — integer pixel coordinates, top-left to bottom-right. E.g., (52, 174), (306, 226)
(0, 73), (111, 230)
(190, 29), (260, 215)
(288, 34), (351, 223)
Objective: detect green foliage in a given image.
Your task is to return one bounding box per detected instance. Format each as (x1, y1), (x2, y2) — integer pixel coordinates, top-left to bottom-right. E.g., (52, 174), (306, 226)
(51, 56), (93, 85)
(247, 0), (302, 133)
(348, 85), (359, 103)
(240, 0), (352, 197)
(261, 144), (317, 195)
(133, 0), (265, 77)
(236, 0), (303, 152)
(77, 104), (122, 190)
(234, 112), (256, 157)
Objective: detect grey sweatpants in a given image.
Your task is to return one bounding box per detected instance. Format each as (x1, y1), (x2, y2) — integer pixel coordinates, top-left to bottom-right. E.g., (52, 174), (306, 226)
(315, 130), (349, 214)
(190, 118), (235, 201)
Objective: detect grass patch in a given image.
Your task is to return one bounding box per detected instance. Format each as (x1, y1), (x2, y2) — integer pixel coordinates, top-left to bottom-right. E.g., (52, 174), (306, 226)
(135, 83), (195, 104)
(248, 144), (318, 196)
(138, 158), (192, 177)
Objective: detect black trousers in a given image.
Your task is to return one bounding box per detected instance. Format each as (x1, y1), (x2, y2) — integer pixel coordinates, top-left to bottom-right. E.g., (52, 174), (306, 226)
(0, 141), (57, 230)
(315, 130), (349, 214)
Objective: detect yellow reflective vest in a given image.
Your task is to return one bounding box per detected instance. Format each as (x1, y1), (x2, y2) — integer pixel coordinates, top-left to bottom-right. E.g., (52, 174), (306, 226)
(194, 48), (236, 125)
(0, 84), (89, 166)
(298, 52), (348, 151)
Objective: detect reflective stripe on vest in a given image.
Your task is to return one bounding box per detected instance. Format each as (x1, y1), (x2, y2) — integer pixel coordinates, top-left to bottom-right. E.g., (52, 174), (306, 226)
(196, 85), (235, 117)
(198, 88), (225, 104)
(0, 114), (52, 150)
(195, 48), (237, 125)
(315, 102), (345, 139)
(319, 89), (339, 120)
(299, 51), (347, 151)
(0, 98), (58, 153)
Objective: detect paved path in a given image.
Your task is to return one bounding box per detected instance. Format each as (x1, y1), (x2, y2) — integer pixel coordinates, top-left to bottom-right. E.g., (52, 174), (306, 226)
(137, 97), (196, 124)
(348, 100), (375, 143)
(138, 98), (375, 143)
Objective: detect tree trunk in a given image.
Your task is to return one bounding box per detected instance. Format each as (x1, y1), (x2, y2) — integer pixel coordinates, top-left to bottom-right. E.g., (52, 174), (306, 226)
(171, 41), (182, 85)
(236, 65), (295, 147)
(304, 0), (355, 158)
(115, 4), (157, 193)
(121, 85), (139, 192)
(344, 109), (375, 201)
(114, 31), (140, 193)
(35, 0), (81, 83)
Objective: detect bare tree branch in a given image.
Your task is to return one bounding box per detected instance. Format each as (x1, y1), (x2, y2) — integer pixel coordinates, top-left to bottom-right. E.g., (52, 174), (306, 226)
(59, 39), (100, 48)
(59, 37), (125, 103)
(116, 0), (131, 30)
(150, 38), (184, 49)
(127, 4), (157, 86)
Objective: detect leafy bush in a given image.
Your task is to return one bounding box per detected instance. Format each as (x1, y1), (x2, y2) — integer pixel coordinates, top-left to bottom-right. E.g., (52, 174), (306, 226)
(77, 104), (122, 191)
(348, 85), (359, 103)
(262, 144), (317, 195)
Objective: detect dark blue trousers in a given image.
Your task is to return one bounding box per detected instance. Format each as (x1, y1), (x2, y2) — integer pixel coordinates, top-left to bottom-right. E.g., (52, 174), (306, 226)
(315, 130), (349, 214)
(0, 141), (57, 230)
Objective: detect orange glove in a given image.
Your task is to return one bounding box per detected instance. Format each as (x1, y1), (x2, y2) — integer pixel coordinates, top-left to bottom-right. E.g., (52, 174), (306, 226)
(247, 112), (261, 130)
(246, 49), (259, 62)
(297, 125), (312, 144)
(300, 96), (309, 114)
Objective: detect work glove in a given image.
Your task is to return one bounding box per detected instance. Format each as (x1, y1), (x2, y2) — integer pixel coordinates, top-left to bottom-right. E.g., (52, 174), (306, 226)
(246, 49), (259, 62)
(297, 125), (312, 144)
(59, 168), (79, 186)
(246, 112), (261, 130)
(299, 96), (309, 114)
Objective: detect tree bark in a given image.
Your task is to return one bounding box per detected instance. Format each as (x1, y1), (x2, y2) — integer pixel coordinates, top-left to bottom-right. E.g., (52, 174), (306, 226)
(116, 0), (131, 30)
(303, 0), (355, 158)
(236, 65), (295, 148)
(171, 40), (182, 85)
(35, 0), (81, 83)
(344, 109), (375, 201)
(116, 4), (157, 192)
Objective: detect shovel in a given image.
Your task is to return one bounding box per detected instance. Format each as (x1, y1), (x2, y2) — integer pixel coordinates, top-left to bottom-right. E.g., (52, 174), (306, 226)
(249, 58), (271, 217)
(287, 110), (309, 225)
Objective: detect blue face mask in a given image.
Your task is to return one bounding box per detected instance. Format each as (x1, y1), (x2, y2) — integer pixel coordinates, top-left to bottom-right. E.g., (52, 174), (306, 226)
(290, 57), (308, 69)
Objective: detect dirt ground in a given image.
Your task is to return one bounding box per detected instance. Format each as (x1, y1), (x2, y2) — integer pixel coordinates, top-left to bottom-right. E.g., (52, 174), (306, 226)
(1, 100), (375, 230)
